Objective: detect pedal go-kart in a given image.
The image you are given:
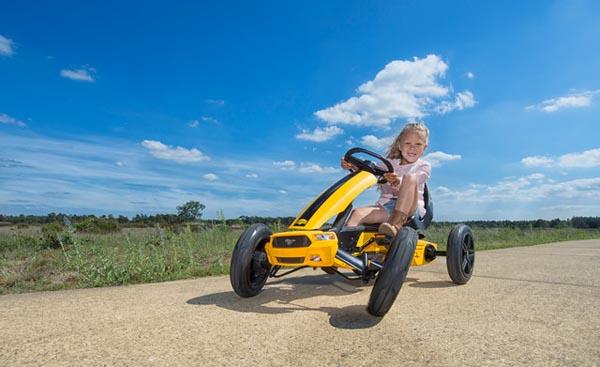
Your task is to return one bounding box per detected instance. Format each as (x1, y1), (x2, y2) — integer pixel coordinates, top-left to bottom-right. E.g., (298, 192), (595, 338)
(230, 148), (475, 317)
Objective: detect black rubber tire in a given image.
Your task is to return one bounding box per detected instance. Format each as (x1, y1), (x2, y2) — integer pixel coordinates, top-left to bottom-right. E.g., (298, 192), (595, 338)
(367, 227), (418, 317)
(446, 224), (475, 285)
(230, 223), (273, 297)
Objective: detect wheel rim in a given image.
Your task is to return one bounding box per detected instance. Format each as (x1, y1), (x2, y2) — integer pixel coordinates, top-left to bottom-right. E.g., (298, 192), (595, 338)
(460, 233), (475, 276)
(249, 250), (270, 287)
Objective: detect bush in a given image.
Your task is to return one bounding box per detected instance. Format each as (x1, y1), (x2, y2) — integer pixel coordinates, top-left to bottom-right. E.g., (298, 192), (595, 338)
(75, 217), (121, 233)
(40, 222), (72, 249)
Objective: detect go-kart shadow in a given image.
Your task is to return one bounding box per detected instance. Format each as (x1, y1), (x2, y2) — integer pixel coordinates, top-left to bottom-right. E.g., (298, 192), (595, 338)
(187, 274), (386, 329)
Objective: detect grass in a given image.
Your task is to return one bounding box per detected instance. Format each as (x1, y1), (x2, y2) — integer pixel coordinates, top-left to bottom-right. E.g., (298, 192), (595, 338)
(1, 223), (599, 295)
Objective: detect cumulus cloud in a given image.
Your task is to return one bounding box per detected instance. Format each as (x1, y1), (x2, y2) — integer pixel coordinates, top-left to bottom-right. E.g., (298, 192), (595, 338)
(188, 120), (199, 128)
(466, 72), (475, 79)
(558, 148), (600, 168)
(314, 54), (476, 127)
(526, 90), (598, 112)
(360, 135), (395, 151)
(296, 126), (343, 142)
(0, 113), (27, 127)
(522, 148), (600, 169)
(0, 34), (15, 56)
(279, 190), (287, 194)
(273, 160), (296, 170)
(273, 160), (339, 174)
(141, 140), (210, 163)
(423, 151), (461, 167)
(203, 173), (218, 181)
(246, 173), (258, 178)
(297, 163), (340, 174)
(522, 155), (554, 167)
(60, 67), (96, 82)
(433, 174), (600, 204)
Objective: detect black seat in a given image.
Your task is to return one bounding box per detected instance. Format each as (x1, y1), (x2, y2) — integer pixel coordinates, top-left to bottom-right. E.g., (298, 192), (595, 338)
(405, 183), (433, 231)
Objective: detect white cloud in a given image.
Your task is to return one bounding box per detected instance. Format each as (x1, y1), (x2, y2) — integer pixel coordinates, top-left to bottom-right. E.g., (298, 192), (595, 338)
(558, 148), (600, 168)
(0, 35), (15, 56)
(116, 161), (124, 167)
(279, 190), (287, 194)
(423, 151), (461, 167)
(521, 155), (554, 167)
(296, 126), (343, 142)
(437, 91), (476, 114)
(314, 54), (476, 127)
(60, 67), (96, 82)
(360, 135), (395, 151)
(273, 160), (296, 170)
(206, 99), (225, 106)
(203, 173), (218, 181)
(522, 148), (600, 169)
(298, 163), (340, 174)
(273, 160), (339, 174)
(141, 140), (210, 163)
(246, 173), (258, 178)
(188, 120), (199, 128)
(434, 174), (600, 205)
(0, 113), (27, 127)
(466, 71), (475, 79)
(201, 116), (219, 124)
(526, 90), (598, 112)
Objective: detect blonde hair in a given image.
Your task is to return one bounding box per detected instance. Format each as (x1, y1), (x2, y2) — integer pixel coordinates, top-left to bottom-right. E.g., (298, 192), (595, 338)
(386, 122), (429, 159)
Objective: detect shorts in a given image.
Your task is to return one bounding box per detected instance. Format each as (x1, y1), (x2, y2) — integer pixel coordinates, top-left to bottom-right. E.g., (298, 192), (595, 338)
(378, 199), (397, 216)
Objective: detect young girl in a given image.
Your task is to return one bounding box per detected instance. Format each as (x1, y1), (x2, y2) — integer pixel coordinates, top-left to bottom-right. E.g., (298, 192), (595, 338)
(341, 122), (431, 237)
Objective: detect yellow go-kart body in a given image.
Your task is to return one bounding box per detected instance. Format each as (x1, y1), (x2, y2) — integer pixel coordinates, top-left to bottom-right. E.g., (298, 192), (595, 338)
(264, 170), (438, 270)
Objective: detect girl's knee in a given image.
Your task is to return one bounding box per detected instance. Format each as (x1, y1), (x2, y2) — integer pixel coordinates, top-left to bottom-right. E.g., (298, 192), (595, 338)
(401, 173), (418, 186)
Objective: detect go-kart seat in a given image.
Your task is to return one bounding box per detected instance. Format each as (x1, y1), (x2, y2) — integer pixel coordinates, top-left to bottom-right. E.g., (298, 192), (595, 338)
(405, 183), (433, 231)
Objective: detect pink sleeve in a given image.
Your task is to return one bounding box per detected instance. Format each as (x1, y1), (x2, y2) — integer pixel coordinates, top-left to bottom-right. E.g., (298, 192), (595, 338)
(414, 160), (431, 184)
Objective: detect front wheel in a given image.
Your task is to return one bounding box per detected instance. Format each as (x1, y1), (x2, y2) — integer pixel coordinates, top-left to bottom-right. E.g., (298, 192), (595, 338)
(230, 223), (272, 297)
(446, 224), (475, 284)
(367, 227), (417, 317)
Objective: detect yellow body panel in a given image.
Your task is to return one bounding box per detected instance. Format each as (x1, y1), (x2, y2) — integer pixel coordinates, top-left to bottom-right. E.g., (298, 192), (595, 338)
(289, 171), (377, 230)
(266, 229), (439, 269)
(412, 240), (438, 266)
(266, 231), (338, 267)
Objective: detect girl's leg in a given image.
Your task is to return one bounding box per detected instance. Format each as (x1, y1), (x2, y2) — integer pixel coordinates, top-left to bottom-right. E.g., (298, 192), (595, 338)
(346, 206), (388, 227)
(379, 174), (419, 236)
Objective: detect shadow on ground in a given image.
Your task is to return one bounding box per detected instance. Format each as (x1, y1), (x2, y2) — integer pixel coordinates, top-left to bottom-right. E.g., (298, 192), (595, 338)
(187, 272), (456, 329)
(187, 273), (388, 329)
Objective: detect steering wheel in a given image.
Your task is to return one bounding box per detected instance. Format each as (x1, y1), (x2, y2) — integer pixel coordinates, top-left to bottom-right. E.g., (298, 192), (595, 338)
(343, 147), (394, 183)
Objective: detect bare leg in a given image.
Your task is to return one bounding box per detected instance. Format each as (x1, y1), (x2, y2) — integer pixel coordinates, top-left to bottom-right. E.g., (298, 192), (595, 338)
(393, 173), (418, 216)
(379, 174), (419, 237)
(346, 206), (388, 227)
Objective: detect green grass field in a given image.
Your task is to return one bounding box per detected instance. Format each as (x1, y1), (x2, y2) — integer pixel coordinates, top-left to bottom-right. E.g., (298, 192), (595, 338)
(1, 223), (599, 295)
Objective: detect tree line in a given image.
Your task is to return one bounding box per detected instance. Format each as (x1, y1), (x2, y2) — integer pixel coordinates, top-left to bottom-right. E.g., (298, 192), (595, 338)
(0, 200), (599, 229)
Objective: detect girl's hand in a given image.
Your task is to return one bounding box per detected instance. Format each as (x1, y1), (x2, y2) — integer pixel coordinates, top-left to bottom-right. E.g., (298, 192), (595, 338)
(383, 172), (400, 186)
(340, 158), (357, 171)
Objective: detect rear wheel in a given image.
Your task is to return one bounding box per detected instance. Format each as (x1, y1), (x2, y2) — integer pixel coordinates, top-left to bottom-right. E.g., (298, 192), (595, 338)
(446, 224), (475, 284)
(367, 227), (417, 317)
(230, 223), (272, 297)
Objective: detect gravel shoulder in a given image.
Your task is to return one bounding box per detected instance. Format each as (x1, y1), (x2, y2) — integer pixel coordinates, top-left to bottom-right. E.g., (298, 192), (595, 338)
(1, 240), (599, 366)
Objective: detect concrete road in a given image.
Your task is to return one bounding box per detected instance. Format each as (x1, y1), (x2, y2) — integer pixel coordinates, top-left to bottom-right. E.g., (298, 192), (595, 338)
(1, 240), (599, 366)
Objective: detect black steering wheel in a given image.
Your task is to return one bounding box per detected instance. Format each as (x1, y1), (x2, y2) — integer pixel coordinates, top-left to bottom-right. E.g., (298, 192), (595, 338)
(343, 147), (394, 183)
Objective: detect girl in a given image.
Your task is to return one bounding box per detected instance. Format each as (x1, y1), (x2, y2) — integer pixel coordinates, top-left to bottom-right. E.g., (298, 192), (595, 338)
(341, 122), (431, 237)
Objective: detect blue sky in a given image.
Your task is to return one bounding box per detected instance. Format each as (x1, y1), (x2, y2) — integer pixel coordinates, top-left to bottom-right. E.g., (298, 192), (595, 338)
(1, 1), (599, 220)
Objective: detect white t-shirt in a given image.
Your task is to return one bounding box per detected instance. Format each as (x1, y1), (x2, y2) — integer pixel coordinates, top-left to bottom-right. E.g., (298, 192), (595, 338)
(375, 158), (431, 217)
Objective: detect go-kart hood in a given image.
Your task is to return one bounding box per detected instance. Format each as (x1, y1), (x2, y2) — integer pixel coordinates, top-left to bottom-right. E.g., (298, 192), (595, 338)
(289, 170), (377, 230)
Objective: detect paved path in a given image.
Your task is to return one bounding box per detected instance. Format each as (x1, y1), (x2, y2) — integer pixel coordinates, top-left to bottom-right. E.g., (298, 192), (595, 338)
(1, 240), (599, 366)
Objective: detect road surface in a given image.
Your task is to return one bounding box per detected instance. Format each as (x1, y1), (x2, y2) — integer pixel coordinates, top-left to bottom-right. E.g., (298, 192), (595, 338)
(1, 240), (599, 366)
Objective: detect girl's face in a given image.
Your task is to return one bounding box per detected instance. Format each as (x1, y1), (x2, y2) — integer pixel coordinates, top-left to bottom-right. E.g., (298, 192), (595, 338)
(398, 131), (427, 164)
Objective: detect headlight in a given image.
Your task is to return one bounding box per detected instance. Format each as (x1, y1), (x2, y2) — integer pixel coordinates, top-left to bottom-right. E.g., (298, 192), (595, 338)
(315, 233), (336, 241)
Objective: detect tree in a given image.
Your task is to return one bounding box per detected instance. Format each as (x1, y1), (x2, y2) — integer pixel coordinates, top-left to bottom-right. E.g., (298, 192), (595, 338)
(177, 201), (205, 222)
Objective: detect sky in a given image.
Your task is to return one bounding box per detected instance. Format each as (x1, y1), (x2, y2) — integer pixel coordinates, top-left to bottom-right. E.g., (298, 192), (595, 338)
(1, 0), (599, 221)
